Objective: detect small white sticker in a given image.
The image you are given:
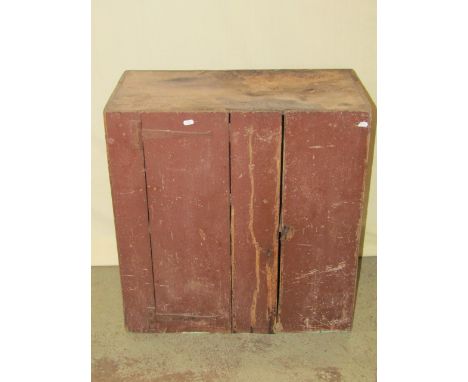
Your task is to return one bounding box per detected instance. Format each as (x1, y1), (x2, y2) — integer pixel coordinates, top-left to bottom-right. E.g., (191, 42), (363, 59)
(183, 119), (194, 126)
(357, 121), (369, 128)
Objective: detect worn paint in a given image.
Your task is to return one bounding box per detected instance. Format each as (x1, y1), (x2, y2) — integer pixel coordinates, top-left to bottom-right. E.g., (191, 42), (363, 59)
(278, 111), (371, 332)
(105, 70), (371, 113)
(104, 70), (374, 333)
(247, 127), (261, 329)
(230, 112), (282, 333)
(104, 112), (156, 332)
(141, 112), (231, 333)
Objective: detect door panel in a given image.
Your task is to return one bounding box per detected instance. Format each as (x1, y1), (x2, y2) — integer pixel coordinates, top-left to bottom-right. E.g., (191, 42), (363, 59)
(278, 111), (371, 331)
(141, 112), (231, 332)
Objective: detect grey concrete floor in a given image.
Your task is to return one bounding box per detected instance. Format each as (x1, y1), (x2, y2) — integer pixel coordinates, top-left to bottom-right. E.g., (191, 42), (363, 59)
(92, 257), (376, 382)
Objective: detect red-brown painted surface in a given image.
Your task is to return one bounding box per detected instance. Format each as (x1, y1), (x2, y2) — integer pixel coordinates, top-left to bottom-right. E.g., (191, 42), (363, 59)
(104, 112), (156, 331)
(104, 70), (375, 333)
(278, 111), (371, 332)
(141, 112), (231, 332)
(230, 112), (282, 333)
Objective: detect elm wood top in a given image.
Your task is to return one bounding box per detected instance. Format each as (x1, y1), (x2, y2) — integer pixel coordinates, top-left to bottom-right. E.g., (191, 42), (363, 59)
(105, 70), (372, 113)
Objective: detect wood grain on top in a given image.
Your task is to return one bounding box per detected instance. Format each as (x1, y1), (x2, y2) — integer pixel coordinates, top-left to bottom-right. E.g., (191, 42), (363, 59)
(105, 70), (371, 112)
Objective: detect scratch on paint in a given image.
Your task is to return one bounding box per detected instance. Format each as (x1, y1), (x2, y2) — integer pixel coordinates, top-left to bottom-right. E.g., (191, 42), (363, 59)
(325, 261), (346, 272)
(247, 127), (261, 329)
(308, 144), (336, 149)
(307, 316), (331, 328)
(198, 228), (206, 241)
(331, 200), (359, 208)
(294, 261), (347, 281)
(294, 269), (319, 281)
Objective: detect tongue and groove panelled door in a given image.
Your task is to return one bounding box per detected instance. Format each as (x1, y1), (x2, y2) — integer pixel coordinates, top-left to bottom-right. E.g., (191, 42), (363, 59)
(141, 112), (231, 332)
(277, 111), (371, 332)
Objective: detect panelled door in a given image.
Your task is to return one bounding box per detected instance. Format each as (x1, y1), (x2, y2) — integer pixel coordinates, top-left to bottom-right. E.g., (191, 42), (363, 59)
(141, 112), (231, 332)
(277, 111), (371, 332)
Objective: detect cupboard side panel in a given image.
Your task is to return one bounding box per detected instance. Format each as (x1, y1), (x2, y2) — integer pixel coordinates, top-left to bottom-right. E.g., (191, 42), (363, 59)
(104, 112), (156, 332)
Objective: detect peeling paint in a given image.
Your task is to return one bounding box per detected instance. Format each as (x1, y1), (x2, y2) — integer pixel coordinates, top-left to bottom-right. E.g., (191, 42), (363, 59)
(198, 228), (206, 241)
(247, 127), (261, 329)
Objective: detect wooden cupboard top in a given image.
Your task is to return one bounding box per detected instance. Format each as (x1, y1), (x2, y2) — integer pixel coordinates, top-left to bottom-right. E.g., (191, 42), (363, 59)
(105, 69), (372, 113)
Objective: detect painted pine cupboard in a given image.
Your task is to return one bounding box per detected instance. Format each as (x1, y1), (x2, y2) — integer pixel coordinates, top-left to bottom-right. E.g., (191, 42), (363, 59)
(104, 70), (374, 333)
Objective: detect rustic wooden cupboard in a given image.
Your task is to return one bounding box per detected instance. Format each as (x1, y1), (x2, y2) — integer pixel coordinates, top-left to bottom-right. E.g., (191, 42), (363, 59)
(104, 70), (374, 333)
